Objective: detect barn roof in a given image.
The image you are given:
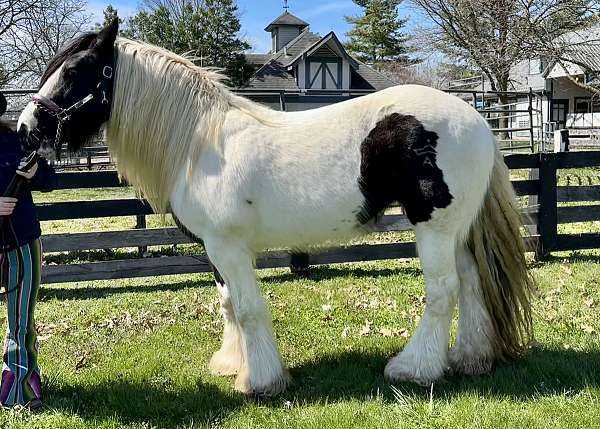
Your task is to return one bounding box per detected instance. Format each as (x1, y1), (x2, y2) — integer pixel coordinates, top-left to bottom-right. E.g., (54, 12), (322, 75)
(265, 11), (309, 32)
(244, 27), (395, 91)
(545, 25), (600, 78)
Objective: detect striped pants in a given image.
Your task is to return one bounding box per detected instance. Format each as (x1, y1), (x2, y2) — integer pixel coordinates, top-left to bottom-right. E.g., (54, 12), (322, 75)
(0, 239), (42, 407)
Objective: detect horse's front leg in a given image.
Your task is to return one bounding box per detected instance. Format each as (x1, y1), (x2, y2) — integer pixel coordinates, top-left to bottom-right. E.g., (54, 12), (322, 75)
(204, 237), (290, 396)
(208, 265), (243, 376)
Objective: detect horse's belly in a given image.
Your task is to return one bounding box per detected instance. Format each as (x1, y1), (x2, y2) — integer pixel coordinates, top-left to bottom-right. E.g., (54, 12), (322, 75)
(252, 191), (367, 249)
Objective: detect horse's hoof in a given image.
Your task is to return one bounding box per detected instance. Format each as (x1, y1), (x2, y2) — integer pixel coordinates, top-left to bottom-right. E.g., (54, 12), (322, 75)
(209, 349), (242, 376)
(384, 354), (443, 386)
(447, 347), (494, 376)
(234, 367), (291, 397)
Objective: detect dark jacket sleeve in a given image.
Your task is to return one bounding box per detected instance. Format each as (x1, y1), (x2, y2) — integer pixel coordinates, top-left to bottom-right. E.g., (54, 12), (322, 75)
(29, 158), (57, 192)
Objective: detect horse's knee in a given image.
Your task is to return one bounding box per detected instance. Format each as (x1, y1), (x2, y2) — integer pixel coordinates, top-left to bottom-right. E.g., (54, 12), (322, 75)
(425, 272), (459, 317)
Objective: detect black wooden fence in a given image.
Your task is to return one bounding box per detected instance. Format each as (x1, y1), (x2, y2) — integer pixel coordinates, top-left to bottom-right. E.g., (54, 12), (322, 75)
(36, 151), (600, 284)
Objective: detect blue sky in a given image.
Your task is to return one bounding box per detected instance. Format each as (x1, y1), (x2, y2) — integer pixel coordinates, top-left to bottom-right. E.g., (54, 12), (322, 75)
(87, 0), (418, 53)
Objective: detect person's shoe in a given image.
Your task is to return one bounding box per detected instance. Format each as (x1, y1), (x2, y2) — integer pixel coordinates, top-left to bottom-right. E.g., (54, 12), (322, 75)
(25, 398), (43, 411)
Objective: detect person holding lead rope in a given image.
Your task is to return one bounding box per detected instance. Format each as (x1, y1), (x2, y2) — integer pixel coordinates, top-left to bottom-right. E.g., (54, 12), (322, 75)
(0, 92), (56, 410)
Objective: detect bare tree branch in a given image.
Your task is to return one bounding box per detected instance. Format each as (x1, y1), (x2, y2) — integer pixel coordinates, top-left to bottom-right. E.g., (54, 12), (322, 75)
(0, 0), (90, 87)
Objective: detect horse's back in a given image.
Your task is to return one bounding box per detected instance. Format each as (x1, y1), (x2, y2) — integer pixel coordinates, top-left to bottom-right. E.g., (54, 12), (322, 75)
(175, 84), (496, 249)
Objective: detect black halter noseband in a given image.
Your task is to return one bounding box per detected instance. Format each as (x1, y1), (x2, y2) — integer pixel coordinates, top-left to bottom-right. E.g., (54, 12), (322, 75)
(31, 64), (114, 158)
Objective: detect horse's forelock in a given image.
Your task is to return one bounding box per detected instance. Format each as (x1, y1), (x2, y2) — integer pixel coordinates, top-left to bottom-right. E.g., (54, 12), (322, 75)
(39, 32), (99, 89)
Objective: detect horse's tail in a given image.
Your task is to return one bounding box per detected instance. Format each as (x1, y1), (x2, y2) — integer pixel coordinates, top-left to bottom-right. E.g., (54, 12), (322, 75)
(467, 148), (535, 358)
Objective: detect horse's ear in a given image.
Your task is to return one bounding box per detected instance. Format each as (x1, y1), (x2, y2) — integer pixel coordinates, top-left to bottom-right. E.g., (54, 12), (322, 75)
(93, 17), (119, 55)
(0, 93), (6, 117)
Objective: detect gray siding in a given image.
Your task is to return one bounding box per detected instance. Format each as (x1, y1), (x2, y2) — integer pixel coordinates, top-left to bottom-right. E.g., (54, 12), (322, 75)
(277, 26), (301, 51)
(509, 59), (547, 91)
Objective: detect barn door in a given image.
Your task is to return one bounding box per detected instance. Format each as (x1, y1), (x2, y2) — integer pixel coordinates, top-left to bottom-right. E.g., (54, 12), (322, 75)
(306, 58), (341, 90)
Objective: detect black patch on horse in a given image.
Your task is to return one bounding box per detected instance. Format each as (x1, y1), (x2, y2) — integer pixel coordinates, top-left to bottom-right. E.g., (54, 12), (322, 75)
(172, 213), (203, 244)
(171, 213), (225, 285)
(357, 113), (453, 225)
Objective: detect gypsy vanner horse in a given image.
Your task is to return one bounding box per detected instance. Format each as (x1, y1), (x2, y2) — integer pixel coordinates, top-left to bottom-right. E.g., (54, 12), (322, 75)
(18, 20), (533, 396)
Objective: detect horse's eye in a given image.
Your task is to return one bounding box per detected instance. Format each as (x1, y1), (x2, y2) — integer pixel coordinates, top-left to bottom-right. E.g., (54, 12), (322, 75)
(63, 67), (77, 78)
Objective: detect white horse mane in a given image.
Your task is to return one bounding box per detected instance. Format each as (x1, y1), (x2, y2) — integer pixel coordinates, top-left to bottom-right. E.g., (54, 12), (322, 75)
(106, 38), (277, 213)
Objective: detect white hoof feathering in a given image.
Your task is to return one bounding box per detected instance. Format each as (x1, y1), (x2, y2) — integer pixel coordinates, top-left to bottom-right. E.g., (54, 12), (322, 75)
(209, 346), (243, 376)
(234, 365), (291, 397)
(384, 350), (445, 386)
(449, 245), (496, 376)
(447, 345), (494, 376)
(210, 280), (244, 376)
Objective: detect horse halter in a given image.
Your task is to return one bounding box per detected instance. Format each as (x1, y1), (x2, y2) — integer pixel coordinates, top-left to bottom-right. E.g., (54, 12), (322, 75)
(30, 65), (114, 156)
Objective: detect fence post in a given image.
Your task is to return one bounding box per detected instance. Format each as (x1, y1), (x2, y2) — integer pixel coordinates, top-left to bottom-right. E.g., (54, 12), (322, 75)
(536, 152), (558, 258)
(528, 88), (535, 152)
(135, 214), (148, 257)
(290, 252), (310, 275)
(279, 91), (286, 111)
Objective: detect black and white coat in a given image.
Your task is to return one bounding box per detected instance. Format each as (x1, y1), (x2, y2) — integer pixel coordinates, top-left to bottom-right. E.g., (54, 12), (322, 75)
(18, 20), (532, 399)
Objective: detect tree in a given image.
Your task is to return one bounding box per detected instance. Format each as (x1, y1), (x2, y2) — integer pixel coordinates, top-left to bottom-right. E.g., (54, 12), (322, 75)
(527, 1), (600, 97)
(345, 0), (416, 65)
(124, 0), (251, 86)
(409, 0), (600, 96)
(0, 0), (90, 86)
(0, 0), (42, 85)
(95, 4), (123, 30)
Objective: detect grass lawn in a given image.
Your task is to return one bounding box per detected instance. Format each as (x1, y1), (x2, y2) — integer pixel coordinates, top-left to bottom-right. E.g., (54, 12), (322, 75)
(0, 254), (597, 429)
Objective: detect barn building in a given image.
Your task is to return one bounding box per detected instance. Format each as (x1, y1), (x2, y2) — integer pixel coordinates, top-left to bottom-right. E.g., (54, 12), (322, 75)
(242, 10), (395, 111)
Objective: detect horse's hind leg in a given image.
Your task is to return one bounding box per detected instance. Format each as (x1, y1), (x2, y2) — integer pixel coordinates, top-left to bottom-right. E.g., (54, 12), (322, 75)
(208, 266), (243, 376)
(385, 225), (459, 385)
(204, 237), (289, 396)
(448, 245), (495, 375)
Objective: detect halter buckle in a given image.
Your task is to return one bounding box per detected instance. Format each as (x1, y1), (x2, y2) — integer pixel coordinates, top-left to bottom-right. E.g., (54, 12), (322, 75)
(56, 110), (70, 122)
(103, 66), (113, 79)
(72, 93), (94, 110)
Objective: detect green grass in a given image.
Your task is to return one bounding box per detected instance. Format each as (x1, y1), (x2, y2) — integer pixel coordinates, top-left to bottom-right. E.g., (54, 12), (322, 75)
(3, 177), (596, 428)
(0, 255), (597, 429)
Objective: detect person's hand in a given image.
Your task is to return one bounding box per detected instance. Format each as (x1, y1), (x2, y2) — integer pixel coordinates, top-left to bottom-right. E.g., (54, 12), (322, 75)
(0, 197), (17, 216)
(15, 157), (38, 180)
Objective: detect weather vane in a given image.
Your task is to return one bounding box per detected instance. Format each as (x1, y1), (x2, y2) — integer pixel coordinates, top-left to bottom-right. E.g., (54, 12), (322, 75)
(283, 0), (290, 10)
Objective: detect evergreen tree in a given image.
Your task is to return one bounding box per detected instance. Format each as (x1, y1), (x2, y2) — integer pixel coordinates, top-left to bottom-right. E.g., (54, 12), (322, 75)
(95, 5), (123, 31)
(124, 0), (251, 86)
(345, 0), (416, 64)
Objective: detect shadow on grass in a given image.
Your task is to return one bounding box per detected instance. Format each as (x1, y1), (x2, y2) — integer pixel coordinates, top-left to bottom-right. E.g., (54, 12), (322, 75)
(536, 252), (600, 265)
(38, 264), (421, 302)
(45, 378), (244, 427)
(38, 278), (214, 302)
(43, 347), (600, 426)
(260, 264), (422, 285)
(287, 346), (600, 402)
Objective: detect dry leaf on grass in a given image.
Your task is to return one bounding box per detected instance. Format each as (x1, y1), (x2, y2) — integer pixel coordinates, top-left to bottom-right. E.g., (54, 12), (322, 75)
(359, 320), (372, 336)
(379, 327), (409, 338)
(581, 324), (598, 335)
(74, 352), (89, 370)
(560, 265), (573, 276)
